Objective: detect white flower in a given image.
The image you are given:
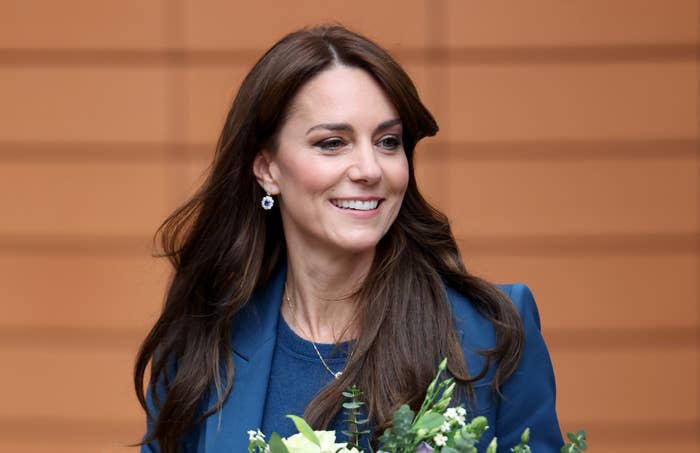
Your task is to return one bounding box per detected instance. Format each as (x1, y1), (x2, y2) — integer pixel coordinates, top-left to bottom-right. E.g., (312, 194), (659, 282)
(248, 429), (265, 442)
(282, 430), (348, 453)
(434, 433), (447, 447)
(440, 422), (451, 433)
(443, 407), (466, 427)
(444, 407), (458, 420)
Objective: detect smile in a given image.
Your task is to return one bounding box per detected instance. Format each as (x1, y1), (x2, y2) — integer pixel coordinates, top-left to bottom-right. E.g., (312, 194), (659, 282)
(330, 199), (381, 211)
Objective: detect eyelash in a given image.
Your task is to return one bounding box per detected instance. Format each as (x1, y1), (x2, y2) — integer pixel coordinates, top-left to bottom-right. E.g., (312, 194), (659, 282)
(314, 135), (402, 152)
(315, 137), (346, 151)
(378, 135), (401, 150)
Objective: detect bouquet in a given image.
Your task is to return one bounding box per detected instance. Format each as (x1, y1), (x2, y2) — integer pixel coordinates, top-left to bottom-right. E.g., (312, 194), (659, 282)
(248, 359), (587, 453)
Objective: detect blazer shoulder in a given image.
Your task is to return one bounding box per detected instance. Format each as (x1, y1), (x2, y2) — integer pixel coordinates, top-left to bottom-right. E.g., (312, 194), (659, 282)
(445, 282), (543, 351)
(498, 282), (542, 331)
(445, 282), (537, 322)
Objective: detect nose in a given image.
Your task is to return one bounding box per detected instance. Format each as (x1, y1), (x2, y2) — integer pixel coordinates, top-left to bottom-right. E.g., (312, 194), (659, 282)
(347, 140), (382, 184)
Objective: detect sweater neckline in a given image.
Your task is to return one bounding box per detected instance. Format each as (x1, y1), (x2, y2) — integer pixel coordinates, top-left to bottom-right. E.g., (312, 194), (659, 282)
(277, 312), (352, 363)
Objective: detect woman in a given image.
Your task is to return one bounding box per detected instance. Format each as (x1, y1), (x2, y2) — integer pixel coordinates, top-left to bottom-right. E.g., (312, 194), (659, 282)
(135, 26), (562, 452)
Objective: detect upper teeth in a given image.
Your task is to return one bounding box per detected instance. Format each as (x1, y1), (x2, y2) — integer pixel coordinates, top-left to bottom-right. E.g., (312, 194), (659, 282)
(332, 199), (379, 210)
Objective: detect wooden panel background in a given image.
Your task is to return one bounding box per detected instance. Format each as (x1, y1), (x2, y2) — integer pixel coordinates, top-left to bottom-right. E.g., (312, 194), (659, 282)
(0, 1), (698, 452)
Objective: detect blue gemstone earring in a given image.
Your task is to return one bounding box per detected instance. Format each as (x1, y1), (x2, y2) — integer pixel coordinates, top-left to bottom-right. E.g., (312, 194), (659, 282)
(261, 192), (274, 210)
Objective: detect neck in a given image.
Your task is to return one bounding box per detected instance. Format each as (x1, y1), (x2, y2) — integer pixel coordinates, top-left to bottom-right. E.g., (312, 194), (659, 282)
(282, 246), (373, 344)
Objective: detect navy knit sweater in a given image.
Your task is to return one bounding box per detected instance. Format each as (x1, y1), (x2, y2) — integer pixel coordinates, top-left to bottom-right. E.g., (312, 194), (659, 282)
(261, 314), (371, 449)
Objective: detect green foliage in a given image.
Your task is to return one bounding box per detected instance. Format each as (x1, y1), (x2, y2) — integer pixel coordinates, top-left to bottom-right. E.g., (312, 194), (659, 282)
(484, 437), (497, 453)
(268, 433), (290, 453)
(342, 384), (371, 450)
(287, 414), (320, 446)
(378, 404), (415, 452)
(378, 359), (498, 453)
(248, 358), (589, 453)
(560, 430), (587, 453)
(449, 416), (488, 453)
(510, 428), (531, 453)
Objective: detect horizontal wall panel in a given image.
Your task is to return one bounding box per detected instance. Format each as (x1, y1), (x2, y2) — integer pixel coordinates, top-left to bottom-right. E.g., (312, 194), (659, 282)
(0, 255), (167, 329)
(182, 62), (434, 145)
(0, 417), (141, 447)
(445, 0), (699, 47)
(466, 254), (699, 331)
(0, 442), (134, 453)
(444, 62), (698, 142)
(591, 444), (700, 453)
(414, 147), (451, 210)
(183, 66), (250, 145)
(0, 68), (169, 143)
(0, 162), (170, 236)
(445, 158), (698, 237)
(553, 348), (699, 423)
(420, 139), (700, 161)
(0, 349), (141, 420)
(0, 1), (166, 50)
(182, 0), (430, 51)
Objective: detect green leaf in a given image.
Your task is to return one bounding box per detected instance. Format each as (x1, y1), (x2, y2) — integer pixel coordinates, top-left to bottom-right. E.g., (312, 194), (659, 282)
(391, 404), (414, 437)
(441, 447), (460, 453)
(413, 411), (445, 431)
(286, 415), (320, 446)
(268, 433), (290, 453)
(343, 402), (363, 409)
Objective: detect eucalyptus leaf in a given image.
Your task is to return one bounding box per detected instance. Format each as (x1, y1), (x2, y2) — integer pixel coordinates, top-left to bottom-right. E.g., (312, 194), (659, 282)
(343, 402), (363, 409)
(441, 447), (460, 453)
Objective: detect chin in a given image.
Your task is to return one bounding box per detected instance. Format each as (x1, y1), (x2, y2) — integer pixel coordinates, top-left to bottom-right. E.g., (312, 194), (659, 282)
(331, 234), (384, 255)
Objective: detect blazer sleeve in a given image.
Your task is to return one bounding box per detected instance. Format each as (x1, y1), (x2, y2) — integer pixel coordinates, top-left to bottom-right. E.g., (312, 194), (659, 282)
(494, 283), (563, 452)
(140, 381), (162, 453)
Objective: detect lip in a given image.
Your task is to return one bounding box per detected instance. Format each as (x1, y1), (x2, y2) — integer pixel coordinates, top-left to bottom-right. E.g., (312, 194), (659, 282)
(328, 198), (384, 218)
(329, 196), (384, 202)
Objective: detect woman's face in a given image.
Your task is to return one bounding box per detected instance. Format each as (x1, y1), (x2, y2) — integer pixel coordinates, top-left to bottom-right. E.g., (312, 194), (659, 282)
(256, 65), (409, 256)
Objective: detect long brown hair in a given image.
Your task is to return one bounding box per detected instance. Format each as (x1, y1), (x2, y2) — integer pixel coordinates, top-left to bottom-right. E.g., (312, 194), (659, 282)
(134, 25), (523, 452)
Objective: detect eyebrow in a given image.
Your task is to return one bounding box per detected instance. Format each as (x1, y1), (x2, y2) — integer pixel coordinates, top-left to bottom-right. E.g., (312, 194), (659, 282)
(305, 118), (402, 135)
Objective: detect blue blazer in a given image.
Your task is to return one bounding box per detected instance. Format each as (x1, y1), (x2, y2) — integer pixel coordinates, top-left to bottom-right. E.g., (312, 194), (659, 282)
(143, 266), (563, 452)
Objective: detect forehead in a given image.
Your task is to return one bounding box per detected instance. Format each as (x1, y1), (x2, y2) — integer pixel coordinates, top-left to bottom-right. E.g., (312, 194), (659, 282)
(284, 65), (399, 127)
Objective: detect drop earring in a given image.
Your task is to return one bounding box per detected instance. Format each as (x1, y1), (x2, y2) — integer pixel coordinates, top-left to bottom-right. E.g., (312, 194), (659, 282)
(261, 192), (274, 210)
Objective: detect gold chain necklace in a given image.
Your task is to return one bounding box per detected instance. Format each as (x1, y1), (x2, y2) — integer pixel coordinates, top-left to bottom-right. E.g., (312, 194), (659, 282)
(284, 283), (344, 379)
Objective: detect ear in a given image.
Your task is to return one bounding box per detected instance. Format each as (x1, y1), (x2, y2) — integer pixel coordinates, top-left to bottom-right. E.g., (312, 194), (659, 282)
(252, 150), (280, 195)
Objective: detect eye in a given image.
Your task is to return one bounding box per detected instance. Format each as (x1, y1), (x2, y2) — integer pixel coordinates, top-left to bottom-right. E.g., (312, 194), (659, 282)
(377, 135), (402, 150)
(314, 137), (346, 152)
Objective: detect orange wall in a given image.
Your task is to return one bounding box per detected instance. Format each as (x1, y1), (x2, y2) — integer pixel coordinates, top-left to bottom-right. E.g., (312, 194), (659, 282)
(0, 1), (698, 452)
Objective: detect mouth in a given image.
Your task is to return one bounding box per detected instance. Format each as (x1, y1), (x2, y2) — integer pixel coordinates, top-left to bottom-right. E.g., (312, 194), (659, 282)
(330, 198), (383, 211)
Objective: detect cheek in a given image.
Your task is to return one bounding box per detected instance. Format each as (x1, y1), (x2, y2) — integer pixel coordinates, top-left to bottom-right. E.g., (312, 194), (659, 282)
(387, 158), (410, 194)
(278, 157), (338, 197)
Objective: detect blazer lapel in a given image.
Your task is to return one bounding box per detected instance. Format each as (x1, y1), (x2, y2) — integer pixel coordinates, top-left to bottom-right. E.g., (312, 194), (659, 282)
(202, 265), (286, 452)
